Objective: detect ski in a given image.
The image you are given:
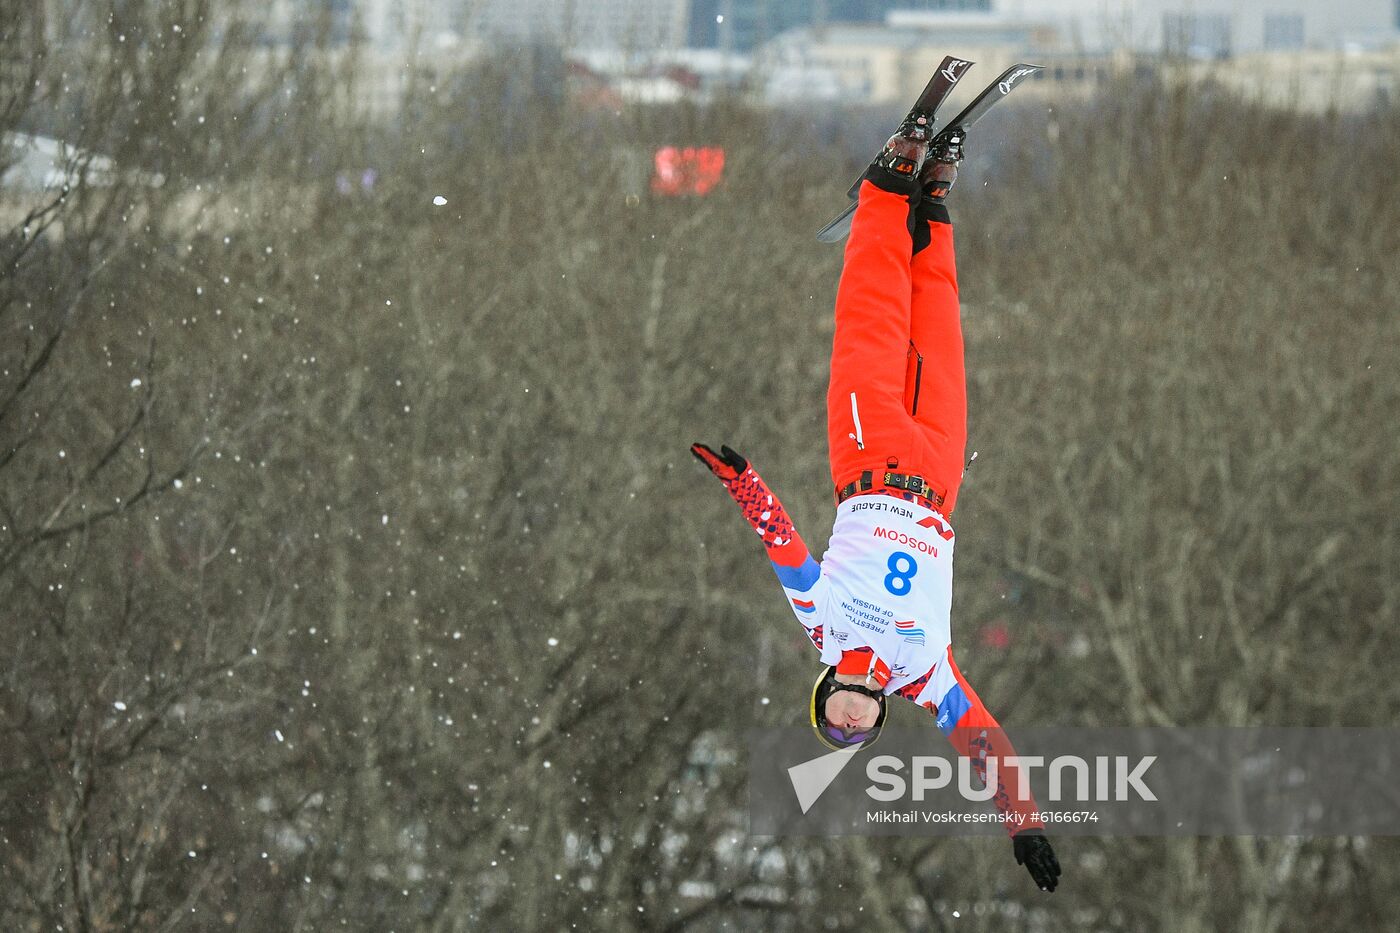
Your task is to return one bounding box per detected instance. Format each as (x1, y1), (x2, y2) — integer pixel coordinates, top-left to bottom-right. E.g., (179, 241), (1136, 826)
(841, 55), (975, 202)
(813, 56), (974, 244)
(934, 62), (1045, 141)
(816, 62), (1045, 243)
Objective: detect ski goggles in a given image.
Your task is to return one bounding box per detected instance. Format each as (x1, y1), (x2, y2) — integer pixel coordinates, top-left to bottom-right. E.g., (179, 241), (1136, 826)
(822, 723), (877, 746)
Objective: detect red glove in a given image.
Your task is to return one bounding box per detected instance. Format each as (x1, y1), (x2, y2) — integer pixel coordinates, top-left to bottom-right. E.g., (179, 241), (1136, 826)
(690, 443), (748, 483)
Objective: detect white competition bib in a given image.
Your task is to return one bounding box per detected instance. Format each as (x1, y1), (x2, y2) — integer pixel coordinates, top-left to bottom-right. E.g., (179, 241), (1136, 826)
(816, 495), (955, 695)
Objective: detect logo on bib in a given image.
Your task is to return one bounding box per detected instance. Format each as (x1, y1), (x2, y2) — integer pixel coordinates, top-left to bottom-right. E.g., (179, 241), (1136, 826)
(916, 514), (954, 541)
(894, 619), (926, 645)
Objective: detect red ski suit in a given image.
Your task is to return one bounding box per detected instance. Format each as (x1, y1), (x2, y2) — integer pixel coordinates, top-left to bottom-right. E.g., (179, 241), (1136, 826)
(829, 180), (967, 515)
(709, 176), (1043, 834)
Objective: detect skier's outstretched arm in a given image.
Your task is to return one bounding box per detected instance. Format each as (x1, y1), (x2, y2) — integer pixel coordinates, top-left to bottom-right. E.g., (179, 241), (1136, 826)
(912, 648), (1062, 892)
(691, 443), (826, 650)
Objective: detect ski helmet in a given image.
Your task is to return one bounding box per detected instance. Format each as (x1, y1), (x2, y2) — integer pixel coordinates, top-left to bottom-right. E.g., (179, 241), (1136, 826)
(809, 666), (887, 751)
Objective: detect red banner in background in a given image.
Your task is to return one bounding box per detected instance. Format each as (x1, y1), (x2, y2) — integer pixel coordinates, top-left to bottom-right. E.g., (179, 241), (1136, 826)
(651, 146), (725, 196)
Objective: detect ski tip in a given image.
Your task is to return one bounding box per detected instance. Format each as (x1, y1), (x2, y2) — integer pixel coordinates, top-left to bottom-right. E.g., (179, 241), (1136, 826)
(937, 56), (976, 83)
(1009, 63), (1047, 81)
(936, 53), (977, 69)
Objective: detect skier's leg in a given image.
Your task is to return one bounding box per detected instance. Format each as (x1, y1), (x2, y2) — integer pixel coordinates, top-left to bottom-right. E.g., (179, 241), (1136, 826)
(826, 170), (919, 490)
(906, 198), (967, 516)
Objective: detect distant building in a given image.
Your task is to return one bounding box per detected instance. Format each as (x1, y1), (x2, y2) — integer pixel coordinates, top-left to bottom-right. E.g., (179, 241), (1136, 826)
(757, 12), (1059, 103)
(473, 0), (691, 52)
(714, 1), (1397, 57)
(994, 0), (1398, 56)
(689, 0), (993, 51)
(1215, 48), (1399, 110)
(758, 3), (1398, 110)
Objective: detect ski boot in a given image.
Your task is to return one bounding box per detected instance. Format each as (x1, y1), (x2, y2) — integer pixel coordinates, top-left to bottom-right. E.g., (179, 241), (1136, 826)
(871, 114), (935, 184)
(920, 127), (965, 203)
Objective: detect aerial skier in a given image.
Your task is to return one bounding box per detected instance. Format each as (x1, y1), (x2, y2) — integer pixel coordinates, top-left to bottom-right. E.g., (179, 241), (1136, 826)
(692, 111), (1062, 892)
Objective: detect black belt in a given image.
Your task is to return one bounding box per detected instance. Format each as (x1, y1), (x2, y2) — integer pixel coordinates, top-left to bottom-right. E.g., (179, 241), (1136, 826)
(836, 470), (945, 508)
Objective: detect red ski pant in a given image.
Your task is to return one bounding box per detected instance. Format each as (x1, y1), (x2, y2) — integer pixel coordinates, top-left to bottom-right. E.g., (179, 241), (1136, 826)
(827, 181), (967, 516)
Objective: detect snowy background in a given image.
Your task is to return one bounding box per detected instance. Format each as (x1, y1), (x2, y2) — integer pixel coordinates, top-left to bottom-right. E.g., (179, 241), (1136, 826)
(3, 2), (1400, 931)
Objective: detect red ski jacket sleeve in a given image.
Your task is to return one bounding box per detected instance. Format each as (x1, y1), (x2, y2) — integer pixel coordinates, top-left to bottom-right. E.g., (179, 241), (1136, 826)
(711, 463), (828, 652)
(942, 655), (1045, 835)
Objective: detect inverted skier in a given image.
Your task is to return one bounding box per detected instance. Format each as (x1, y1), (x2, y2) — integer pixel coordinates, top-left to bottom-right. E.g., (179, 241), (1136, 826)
(693, 119), (1062, 892)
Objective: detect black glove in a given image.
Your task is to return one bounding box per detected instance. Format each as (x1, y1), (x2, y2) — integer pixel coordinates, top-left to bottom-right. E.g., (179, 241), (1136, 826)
(690, 443), (748, 482)
(1012, 830), (1061, 892)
